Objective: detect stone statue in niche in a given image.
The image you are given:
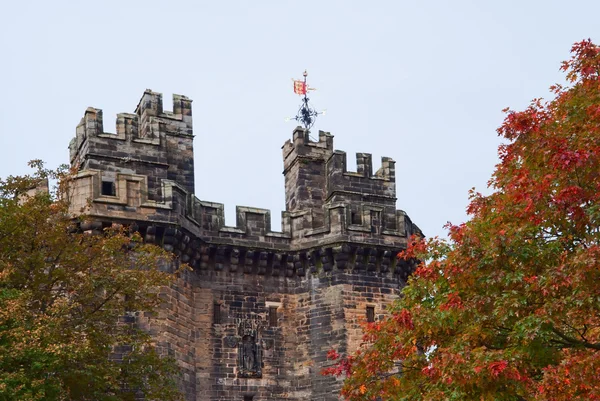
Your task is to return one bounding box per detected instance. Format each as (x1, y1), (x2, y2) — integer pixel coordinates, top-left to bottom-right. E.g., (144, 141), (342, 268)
(241, 335), (256, 371)
(237, 320), (262, 378)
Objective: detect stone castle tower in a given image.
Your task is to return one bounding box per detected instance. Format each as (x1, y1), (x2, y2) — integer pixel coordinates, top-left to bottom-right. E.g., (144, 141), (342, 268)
(68, 90), (422, 400)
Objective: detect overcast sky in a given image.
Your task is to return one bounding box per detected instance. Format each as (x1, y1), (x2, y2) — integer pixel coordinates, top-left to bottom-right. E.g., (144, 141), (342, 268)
(1, 1), (599, 239)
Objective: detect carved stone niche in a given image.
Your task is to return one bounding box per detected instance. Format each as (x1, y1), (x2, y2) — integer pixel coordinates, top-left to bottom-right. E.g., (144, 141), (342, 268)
(237, 320), (262, 378)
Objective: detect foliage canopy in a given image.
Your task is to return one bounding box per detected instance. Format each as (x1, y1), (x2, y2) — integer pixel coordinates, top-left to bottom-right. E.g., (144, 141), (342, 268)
(0, 163), (182, 401)
(325, 40), (600, 400)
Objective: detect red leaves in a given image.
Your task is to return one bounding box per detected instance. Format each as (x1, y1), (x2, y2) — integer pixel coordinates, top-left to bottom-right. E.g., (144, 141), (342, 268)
(497, 100), (549, 141)
(421, 364), (438, 378)
(488, 360), (508, 377)
(551, 149), (591, 170)
(445, 222), (467, 243)
(397, 235), (429, 260)
(537, 350), (600, 400)
(439, 292), (464, 311)
(393, 309), (414, 330)
(552, 185), (585, 207)
(327, 349), (340, 360)
(523, 275), (538, 284)
(562, 39), (600, 82)
(322, 349), (354, 377)
(476, 360), (520, 380)
(414, 263), (439, 280)
(323, 40), (600, 401)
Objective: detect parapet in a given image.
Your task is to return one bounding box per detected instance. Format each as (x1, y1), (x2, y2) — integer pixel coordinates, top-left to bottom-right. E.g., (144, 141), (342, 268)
(327, 151), (396, 202)
(68, 167), (420, 249)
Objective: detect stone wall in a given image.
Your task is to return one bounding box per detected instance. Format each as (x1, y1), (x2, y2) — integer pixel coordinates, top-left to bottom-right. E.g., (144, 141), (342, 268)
(68, 91), (422, 401)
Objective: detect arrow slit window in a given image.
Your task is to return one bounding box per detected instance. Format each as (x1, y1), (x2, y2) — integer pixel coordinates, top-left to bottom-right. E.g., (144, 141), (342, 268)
(366, 306), (375, 323)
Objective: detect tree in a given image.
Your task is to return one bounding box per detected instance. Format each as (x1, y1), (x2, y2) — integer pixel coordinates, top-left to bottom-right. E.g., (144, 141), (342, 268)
(0, 162), (182, 401)
(324, 40), (600, 400)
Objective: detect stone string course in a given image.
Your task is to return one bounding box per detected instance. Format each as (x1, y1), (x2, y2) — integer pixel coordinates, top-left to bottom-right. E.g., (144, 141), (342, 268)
(67, 90), (422, 401)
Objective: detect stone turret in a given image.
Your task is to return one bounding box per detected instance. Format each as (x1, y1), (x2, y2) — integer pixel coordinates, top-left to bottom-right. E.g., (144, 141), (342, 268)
(69, 90), (194, 200)
(282, 127), (334, 228)
(282, 126), (408, 241)
(67, 91), (422, 401)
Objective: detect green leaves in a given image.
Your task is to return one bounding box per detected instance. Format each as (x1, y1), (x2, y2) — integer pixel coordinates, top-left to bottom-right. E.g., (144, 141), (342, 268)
(0, 166), (182, 400)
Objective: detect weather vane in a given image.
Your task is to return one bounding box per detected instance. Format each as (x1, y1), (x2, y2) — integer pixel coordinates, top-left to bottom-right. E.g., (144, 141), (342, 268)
(286, 70), (325, 132)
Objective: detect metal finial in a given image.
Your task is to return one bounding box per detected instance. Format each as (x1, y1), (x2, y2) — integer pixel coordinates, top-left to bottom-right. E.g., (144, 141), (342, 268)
(288, 70), (325, 132)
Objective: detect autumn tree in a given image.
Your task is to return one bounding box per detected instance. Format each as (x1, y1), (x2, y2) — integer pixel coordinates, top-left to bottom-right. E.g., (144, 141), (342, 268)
(325, 40), (600, 400)
(0, 163), (182, 401)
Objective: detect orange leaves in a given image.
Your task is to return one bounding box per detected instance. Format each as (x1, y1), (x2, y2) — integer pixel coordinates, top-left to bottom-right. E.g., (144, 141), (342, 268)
(0, 166), (183, 400)
(586, 103), (600, 118)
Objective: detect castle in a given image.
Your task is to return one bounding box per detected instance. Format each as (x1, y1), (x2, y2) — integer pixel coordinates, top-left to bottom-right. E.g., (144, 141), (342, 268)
(67, 90), (422, 400)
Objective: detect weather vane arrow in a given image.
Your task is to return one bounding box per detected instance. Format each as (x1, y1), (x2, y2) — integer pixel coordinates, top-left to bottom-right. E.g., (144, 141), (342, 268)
(286, 70), (325, 132)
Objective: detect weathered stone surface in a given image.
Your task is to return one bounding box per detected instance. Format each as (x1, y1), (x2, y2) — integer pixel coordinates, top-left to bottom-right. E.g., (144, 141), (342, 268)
(67, 91), (423, 401)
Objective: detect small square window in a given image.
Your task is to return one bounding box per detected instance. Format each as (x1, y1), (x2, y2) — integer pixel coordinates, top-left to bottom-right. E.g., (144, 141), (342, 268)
(101, 181), (116, 196)
(366, 306), (375, 323)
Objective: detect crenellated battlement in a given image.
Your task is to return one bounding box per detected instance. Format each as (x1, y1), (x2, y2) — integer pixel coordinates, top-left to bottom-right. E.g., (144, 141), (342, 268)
(70, 91), (192, 160)
(67, 90), (422, 264)
(327, 151), (396, 198)
(333, 152), (395, 180)
(133, 90), (193, 138)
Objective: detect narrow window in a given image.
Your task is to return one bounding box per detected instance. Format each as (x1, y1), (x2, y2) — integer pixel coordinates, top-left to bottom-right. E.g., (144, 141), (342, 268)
(366, 306), (375, 323)
(213, 303), (221, 324)
(370, 211), (381, 233)
(269, 306), (278, 327)
(351, 211), (361, 224)
(101, 181), (116, 196)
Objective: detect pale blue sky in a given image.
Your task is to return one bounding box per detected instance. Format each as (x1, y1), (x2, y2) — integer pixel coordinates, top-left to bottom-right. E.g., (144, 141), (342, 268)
(1, 1), (599, 238)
